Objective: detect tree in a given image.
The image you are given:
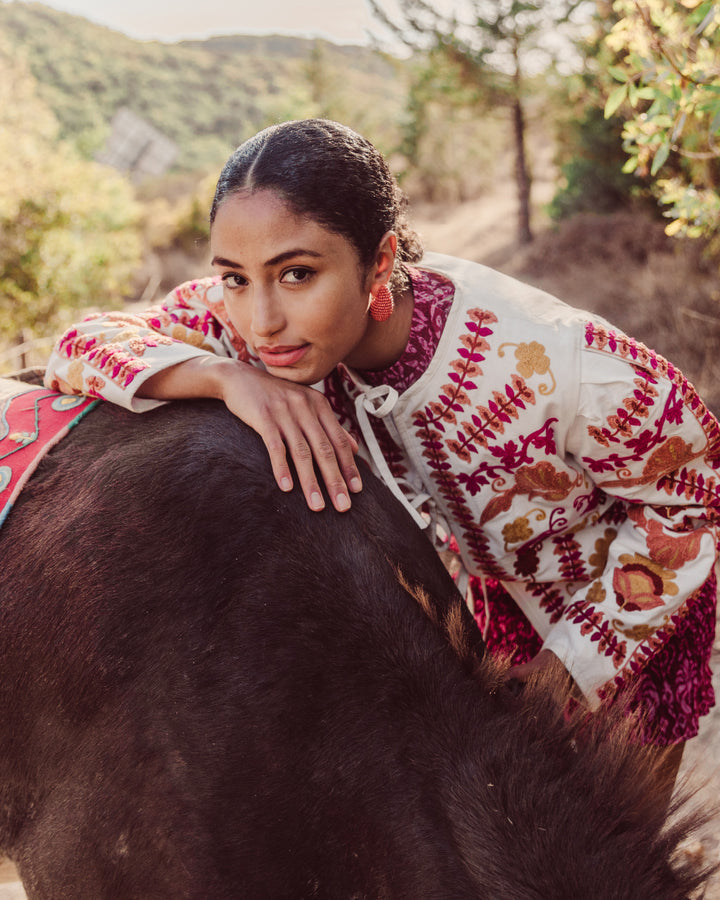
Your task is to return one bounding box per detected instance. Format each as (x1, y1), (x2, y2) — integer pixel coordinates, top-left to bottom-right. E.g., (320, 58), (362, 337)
(0, 40), (142, 351)
(394, 48), (507, 203)
(369, 0), (591, 244)
(604, 0), (720, 244)
(548, 3), (656, 221)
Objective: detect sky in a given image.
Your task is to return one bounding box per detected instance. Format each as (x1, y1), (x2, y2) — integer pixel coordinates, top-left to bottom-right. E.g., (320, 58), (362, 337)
(10, 0), (385, 44)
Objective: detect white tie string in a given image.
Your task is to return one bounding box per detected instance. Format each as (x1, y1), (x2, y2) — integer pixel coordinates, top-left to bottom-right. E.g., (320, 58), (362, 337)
(352, 382), (476, 615)
(353, 385), (430, 531)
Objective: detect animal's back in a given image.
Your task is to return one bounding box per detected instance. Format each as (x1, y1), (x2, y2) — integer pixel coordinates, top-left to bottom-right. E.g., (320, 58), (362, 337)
(0, 399), (477, 898)
(0, 398), (710, 899)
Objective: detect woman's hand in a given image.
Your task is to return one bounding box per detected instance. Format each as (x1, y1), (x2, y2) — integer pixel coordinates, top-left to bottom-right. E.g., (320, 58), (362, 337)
(506, 648), (562, 684)
(219, 361), (363, 512)
(139, 356), (363, 513)
(506, 649), (585, 704)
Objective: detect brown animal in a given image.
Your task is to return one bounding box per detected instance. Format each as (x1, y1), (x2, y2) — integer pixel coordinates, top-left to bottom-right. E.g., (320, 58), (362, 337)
(0, 394), (711, 898)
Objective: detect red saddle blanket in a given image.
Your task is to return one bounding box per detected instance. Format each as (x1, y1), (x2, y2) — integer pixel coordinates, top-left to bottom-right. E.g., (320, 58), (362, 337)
(0, 385), (98, 527)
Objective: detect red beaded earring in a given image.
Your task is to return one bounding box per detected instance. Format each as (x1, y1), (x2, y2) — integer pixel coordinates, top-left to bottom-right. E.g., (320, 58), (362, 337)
(369, 284), (394, 322)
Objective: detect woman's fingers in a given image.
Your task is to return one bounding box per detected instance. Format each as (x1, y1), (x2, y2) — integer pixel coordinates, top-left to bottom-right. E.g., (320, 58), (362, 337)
(223, 368), (362, 512)
(260, 422), (303, 497)
(314, 405), (364, 501)
(277, 400), (363, 513)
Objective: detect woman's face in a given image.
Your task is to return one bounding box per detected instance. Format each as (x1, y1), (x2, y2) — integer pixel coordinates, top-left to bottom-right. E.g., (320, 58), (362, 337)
(210, 189), (381, 385)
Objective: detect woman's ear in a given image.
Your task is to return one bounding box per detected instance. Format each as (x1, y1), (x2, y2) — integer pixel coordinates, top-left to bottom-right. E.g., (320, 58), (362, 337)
(370, 231), (398, 291)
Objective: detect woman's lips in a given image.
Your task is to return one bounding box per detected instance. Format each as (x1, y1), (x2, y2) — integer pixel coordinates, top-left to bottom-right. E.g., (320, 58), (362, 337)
(255, 344), (310, 367)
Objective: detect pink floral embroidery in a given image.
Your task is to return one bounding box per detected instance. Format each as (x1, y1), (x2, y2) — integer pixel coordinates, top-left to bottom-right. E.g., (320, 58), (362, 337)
(85, 343), (150, 388)
(85, 375), (106, 396)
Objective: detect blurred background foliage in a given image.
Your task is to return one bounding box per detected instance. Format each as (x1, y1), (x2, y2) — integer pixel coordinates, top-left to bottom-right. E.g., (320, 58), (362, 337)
(1, 0), (719, 391)
(603, 0), (720, 247)
(0, 32), (142, 351)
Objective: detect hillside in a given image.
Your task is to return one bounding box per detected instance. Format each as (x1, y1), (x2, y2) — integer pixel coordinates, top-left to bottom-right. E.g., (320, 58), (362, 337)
(0, 1), (405, 170)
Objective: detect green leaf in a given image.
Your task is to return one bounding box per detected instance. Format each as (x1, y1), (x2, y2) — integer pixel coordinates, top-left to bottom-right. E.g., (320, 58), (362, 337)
(608, 65), (629, 84)
(650, 114), (674, 128)
(605, 84), (629, 119)
(635, 87), (658, 101)
(651, 141), (671, 176)
(622, 155), (639, 174)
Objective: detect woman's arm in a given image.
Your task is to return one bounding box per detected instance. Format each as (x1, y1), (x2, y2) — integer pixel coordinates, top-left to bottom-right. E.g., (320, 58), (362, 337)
(44, 277), (234, 411)
(45, 278), (363, 512)
(543, 344), (720, 702)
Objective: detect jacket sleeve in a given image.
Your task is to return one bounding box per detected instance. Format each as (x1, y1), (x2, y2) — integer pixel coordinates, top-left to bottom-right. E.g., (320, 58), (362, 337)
(542, 333), (720, 704)
(44, 277), (251, 412)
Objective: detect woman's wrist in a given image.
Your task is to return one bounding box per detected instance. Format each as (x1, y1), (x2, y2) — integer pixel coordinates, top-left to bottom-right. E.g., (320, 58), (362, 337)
(137, 355), (250, 402)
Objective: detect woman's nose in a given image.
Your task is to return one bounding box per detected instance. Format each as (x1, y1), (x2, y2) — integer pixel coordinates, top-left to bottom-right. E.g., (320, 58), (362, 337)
(251, 289), (284, 337)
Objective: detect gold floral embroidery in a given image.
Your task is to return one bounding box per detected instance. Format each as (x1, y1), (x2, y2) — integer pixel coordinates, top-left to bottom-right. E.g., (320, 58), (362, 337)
(586, 580), (606, 605)
(67, 360), (85, 392)
(641, 435), (698, 480)
(588, 528), (617, 579)
(479, 462), (579, 527)
(113, 328), (139, 344)
(514, 461), (577, 502)
(499, 340), (556, 395)
(515, 341), (550, 377)
(613, 553), (678, 612)
(502, 515), (534, 549)
(611, 616), (670, 642)
(170, 325), (212, 350)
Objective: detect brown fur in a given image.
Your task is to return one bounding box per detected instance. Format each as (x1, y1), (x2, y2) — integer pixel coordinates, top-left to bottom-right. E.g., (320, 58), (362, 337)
(0, 395), (712, 898)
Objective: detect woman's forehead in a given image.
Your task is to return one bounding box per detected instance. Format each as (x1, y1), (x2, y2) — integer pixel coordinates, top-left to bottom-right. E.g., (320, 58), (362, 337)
(209, 191), (358, 264)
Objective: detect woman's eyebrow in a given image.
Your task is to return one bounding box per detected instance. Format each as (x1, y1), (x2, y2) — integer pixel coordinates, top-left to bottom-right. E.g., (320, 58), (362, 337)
(211, 255), (242, 268)
(211, 249), (324, 269)
(265, 249), (324, 267)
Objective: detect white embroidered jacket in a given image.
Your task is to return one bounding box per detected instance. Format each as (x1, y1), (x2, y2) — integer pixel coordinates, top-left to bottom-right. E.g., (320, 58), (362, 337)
(45, 253), (720, 705)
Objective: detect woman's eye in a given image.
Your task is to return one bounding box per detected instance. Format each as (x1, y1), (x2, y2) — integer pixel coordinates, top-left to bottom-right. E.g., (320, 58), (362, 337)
(281, 267), (313, 285)
(222, 273), (247, 289)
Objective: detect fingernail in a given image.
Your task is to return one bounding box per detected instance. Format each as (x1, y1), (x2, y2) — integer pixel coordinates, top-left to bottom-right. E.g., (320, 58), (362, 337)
(349, 476), (362, 492)
(310, 491), (325, 511)
(336, 492), (350, 511)
(280, 477), (292, 491)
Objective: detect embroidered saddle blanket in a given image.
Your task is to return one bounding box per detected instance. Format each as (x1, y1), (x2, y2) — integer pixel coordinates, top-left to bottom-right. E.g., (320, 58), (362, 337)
(0, 376), (98, 527)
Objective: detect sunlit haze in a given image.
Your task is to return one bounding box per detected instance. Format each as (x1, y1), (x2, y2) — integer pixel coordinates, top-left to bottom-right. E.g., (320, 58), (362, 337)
(5, 0), (383, 43)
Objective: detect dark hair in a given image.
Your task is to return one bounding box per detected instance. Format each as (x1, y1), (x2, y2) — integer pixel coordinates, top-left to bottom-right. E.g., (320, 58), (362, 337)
(210, 119), (423, 291)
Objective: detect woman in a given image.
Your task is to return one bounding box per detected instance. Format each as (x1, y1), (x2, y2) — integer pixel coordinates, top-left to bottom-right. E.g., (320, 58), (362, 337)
(46, 118), (719, 753)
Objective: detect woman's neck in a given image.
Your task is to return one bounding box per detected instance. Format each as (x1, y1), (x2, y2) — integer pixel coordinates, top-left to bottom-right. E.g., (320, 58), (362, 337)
(343, 285), (415, 372)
